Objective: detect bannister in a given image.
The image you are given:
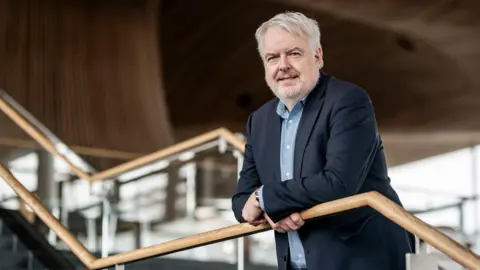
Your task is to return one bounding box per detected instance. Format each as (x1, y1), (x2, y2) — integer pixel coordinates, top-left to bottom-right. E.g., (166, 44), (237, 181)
(88, 128), (245, 181)
(0, 96), (90, 180)
(0, 89), (246, 183)
(0, 164), (96, 267)
(0, 90), (478, 268)
(0, 136), (142, 160)
(0, 164), (479, 269)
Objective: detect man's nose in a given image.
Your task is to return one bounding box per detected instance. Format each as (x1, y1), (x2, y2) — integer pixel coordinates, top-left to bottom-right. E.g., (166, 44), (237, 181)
(278, 55), (290, 71)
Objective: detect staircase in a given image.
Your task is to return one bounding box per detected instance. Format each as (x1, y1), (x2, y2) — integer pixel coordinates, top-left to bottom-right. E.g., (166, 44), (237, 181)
(0, 208), (75, 270)
(0, 207), (276, 270)
(0, 228), (39, 270)
(0, 92), (477, 270)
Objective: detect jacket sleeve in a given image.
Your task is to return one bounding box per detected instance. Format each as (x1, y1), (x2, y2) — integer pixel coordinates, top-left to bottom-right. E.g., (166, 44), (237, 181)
(231, 113), (263, 223)
(262, 87), (380, 222)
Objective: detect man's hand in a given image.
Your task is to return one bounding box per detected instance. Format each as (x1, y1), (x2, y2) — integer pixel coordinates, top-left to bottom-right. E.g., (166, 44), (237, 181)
(264, 212), (305, 233)
(242, 190), (265, 225)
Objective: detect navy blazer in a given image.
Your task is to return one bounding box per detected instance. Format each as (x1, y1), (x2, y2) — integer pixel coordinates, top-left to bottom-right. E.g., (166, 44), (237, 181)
(232, 73), (413, 270)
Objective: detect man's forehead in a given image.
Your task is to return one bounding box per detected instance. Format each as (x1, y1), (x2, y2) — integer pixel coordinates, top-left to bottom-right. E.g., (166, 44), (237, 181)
(263, 27), (308, 51)
(264, 27), (297, 41)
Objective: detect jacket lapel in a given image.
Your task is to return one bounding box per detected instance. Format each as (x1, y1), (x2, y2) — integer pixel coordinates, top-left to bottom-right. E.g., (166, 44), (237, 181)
(268, 102), (283, 182)
(294, 73), (330, 180)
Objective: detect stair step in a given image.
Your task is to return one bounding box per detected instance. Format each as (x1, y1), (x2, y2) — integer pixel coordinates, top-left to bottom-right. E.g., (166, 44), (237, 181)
(0, 235), (13, 249)
(0, 222), (13, 236)
(0, 235), (28, 252)
(0, 250), (27, 268)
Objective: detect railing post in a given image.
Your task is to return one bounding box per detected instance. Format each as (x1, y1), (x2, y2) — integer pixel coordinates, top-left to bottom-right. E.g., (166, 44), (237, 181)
(415, 235), (420, 254)
(101, 198), (111, 258)
(471, 145), (479, 253)
(182, 162), (197, 220)
(27, 251), (34, 270)
(100, 179), (119, 257)
(48, 204), (60, 246)
(141, 221), (151, 247)
(233, 149), (245, 270)
(87, 217), (97, 251)
(458, 201), (465, 233)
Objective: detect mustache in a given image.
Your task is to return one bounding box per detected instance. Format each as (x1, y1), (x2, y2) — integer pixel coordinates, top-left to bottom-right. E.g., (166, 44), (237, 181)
(275, 72), (299, 80)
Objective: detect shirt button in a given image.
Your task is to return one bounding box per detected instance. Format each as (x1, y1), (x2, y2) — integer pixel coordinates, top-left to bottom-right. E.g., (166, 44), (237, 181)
(286, 145), (290, 149)
(288, 120), (293, 124)
(286, 172), (290, 177)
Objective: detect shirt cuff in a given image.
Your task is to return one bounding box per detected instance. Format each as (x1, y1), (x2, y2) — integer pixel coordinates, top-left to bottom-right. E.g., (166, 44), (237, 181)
(258, 186), (265, 211)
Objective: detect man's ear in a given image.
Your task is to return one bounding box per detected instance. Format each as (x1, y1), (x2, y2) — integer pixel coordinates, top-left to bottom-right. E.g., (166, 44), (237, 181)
(315, 47), (324, 68)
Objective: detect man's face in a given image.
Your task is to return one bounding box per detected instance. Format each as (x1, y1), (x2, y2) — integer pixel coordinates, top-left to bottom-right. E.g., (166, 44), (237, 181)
(261, 26), (322, 104)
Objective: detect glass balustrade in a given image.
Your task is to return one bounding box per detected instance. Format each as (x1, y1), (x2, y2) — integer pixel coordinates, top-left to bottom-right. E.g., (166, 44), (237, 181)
(0, 137), (279, 269)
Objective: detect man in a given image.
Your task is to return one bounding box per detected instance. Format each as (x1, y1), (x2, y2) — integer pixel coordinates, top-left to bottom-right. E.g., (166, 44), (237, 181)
(231, 11), (413, 270)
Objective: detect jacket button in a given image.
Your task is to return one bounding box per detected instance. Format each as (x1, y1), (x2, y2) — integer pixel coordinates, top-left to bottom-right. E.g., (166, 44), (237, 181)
(283, 255), (287, 261)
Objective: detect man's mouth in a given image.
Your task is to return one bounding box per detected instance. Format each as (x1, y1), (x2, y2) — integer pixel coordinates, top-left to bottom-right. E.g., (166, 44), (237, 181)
(277, 75), (299, 82)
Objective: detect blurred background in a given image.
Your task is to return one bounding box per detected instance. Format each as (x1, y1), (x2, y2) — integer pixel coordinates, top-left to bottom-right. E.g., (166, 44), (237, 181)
(0, 0), (479, 269)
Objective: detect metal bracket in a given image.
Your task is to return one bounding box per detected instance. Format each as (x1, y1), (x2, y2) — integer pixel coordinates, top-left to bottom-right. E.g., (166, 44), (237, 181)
(218, 137), (227, 154)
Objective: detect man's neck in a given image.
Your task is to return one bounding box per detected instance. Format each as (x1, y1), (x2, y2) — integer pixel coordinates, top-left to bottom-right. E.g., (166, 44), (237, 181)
(284, 99), (300, 112)
(284, 91), (309, 111)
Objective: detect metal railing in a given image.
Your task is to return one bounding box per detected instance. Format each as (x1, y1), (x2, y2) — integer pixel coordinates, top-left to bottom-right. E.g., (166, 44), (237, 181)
(0, 87), (249, 268)
(0, 89), (479, 269)
(1, 165), (479, 269)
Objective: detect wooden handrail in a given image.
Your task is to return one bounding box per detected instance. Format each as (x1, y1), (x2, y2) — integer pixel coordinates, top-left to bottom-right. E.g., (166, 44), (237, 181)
(0, 136), (142, 160)
(0, 98), (90, 180)
(0, 164), (96, 266)
(0, 92), (478, 268)
(88, 128), (245, 181)
(0, 90), (246, 181)
(0, 163), (478, 269)
(0, 92), (245, 180)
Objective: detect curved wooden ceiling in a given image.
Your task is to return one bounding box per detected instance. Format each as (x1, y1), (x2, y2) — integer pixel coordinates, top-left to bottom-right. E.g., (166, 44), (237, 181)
(0, 0), (479, 167)
(160, 0), (477, 134)
(160, 0), (480, 165)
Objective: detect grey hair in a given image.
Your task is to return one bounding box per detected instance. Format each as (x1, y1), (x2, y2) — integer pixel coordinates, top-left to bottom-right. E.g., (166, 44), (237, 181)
(255, 11), (321, 56)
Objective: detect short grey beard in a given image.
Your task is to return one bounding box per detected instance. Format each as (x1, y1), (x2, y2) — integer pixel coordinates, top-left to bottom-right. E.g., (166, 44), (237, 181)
(270, 86), (306, 105)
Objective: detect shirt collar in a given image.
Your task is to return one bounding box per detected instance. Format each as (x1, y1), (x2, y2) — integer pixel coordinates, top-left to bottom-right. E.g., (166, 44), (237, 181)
(276, 94), (308, 119)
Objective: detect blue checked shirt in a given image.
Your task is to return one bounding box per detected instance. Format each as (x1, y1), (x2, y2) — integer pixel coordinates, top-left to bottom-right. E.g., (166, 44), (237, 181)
(258, 96), (307, 269)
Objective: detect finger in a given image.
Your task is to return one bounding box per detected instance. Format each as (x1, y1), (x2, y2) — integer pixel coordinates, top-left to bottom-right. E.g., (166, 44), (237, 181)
(290, 213), (305, 226)
(281, 217), (300, 231)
